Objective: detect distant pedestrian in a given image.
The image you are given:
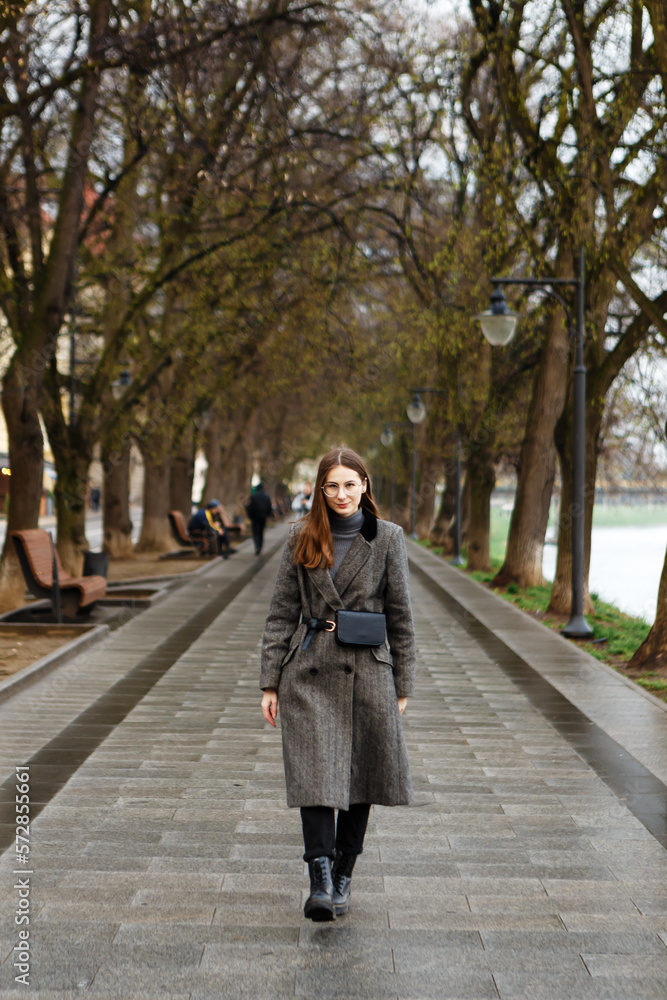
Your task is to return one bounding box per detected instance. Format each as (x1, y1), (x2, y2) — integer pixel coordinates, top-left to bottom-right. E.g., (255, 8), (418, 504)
(260, 448), (416, 922)
(291, 482), (313, 517)
(245, 483), (273, 555)
(188, 500), (234, 558)
(89, 486), (101, 512)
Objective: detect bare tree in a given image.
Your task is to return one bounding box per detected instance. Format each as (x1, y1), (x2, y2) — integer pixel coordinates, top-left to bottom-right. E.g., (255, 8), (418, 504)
(460, 0), (667, 614)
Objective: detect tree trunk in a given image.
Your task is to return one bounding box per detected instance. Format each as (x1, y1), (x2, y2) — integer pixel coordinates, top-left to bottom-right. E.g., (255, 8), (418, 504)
(202, 412), (225, 504)
(430, 455), (458, 551)
(102, 439), (134, 559)
(395, 436), (414, 533)
(0, 2), (111, 609)
(261, 454), (281, 504)
(492, 310), (570, 588)
(466, 446), (495, 572)
(0, 360), (45, 610)
(547, 386), (600, 616)
(629, 546), (667, 670)
(53, 451), (92, 575)
(255, 406), (286, 501)
(221, 440), (251, 518)
(416, 452), (440, 539)
(41, 365), (94, 575)
(461, 472), (471, 548)
(393, 486), (411, 532)
(170, 425), (195, 518)
(259, 446), (281, 504)
(135, 431), (173, 553)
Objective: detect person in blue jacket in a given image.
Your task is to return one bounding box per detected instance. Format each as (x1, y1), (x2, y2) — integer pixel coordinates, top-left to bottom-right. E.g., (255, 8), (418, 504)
(188, 500), (233, 558)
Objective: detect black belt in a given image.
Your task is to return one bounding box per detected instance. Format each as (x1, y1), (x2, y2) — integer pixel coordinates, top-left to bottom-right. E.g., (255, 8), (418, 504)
(301, 617), (335, 650)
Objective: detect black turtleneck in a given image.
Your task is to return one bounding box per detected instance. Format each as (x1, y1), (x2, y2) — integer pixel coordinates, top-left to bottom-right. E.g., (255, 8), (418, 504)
(328, 507), (364, 579)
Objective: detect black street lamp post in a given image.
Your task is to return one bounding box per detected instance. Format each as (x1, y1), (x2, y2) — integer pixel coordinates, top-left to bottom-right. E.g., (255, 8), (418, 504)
(380, 421), (413, 525)
(380, 425), (396, 523)
(367, 443), (380, 502)
(475, 248), (593, 639)
(452, 428), (464, 567)
(406, 393), (427, 538)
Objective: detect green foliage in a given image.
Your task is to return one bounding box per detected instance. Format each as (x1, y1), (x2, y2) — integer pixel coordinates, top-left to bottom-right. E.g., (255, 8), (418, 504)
(636, 674), (667, 696)
(586, 600), (651, 662)
(468, 565), (655, 695)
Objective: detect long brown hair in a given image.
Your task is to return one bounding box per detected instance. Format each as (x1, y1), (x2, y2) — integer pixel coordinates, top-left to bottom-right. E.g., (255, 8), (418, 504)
(293, 448), (380, 569)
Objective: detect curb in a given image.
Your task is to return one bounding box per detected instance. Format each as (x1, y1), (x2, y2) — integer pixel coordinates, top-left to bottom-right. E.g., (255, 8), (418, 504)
(107, 537), (256, 588)
(409, 540), (667, 716)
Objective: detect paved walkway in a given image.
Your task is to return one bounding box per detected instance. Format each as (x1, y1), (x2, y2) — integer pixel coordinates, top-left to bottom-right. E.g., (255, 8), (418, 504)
(1, 523), (666, 998)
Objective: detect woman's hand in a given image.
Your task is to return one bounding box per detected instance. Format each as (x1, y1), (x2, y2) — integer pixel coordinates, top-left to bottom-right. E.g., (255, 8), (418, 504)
(261, 688), (279, 727)
(397, 697), (407, 715)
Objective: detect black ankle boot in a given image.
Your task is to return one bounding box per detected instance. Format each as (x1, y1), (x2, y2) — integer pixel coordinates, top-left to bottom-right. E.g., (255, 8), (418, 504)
(332, 850), (357, 915)
(304, 856), (335, 922)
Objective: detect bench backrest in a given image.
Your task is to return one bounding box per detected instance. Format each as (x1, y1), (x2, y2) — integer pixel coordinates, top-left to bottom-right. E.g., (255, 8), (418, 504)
(217, 504), (234, 528)
(11, 529), (70, 588)
(168, 510), (191, 544)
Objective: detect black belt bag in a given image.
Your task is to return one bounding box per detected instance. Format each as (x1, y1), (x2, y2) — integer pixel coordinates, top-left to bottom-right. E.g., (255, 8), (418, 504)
(334, 610), (386, 648)
(302, 610), (386, 650)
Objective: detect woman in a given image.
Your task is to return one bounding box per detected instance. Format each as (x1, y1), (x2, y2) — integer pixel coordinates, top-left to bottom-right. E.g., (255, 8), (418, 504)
(260, 447), (416, 922)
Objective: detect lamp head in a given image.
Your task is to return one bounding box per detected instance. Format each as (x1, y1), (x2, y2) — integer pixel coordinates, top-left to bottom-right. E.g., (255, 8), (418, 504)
(406, 392), (427, 425)
(475, 286), (519, 346)
(111, 369), (131, 400)
(380, 425), (394, 447)
(194, 409), (212, 431)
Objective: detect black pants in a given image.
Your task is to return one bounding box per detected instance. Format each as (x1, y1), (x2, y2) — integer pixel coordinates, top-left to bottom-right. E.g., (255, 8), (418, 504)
(300, 804), (371, 862)
(192, 527), (230, 556)
(210, 528), (231, 556)
(251, 517), (266, 554)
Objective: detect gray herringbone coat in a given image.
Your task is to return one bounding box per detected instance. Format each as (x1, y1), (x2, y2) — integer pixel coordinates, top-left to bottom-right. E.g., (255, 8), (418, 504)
(260, 510), (416, 809)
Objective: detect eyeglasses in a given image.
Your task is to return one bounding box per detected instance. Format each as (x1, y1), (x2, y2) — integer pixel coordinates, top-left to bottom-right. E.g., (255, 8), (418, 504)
(321, 480), (364, 498)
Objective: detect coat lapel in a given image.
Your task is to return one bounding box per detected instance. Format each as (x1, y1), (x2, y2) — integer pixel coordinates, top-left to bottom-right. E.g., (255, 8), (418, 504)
(332, 533), (372, 599)
(308, 565), (344, 611)
(307, 509), (379, 609)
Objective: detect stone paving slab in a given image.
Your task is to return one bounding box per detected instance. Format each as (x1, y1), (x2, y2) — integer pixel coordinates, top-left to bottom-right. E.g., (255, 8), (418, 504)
(0, 523), (666, 997)
(0, 533), (276, 787)
(406, 541), (667, 785)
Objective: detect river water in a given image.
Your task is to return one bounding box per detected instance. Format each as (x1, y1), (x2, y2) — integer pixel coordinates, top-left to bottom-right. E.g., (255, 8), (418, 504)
(542, 524), (667, 624)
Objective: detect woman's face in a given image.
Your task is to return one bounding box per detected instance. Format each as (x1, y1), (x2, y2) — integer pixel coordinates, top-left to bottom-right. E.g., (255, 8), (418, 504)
(321, 464), (367, 518)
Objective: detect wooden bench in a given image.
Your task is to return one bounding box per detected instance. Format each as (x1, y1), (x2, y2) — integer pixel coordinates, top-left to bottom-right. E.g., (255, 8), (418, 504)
(168, 510), (242, 556)
(167, 510), (212, 556)
(11, 529), (107, 619)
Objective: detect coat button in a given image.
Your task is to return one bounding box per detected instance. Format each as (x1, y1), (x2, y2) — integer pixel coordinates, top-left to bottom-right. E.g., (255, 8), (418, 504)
(309, 668), (318, 676)
(344, 667), (353, 675)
